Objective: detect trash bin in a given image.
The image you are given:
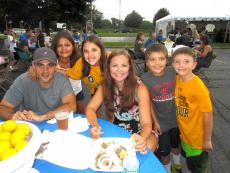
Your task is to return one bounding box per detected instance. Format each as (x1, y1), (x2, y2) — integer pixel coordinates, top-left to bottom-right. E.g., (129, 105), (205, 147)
(0, 36), (9, 57)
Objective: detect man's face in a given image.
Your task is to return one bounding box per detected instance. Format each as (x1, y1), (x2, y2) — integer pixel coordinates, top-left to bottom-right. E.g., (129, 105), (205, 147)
(33, 59), (57, 87)
(151, 32), (157, 39)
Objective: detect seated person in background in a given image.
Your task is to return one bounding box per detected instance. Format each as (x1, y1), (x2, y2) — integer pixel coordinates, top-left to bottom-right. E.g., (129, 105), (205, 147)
(18, 39), (30, 53)
(134, 32), (145, 60)
(0, 47), (76, 121)
(86, 49), (157, 154)
(157, 29), (165, 43)
(145, 31), (158, 48)
(194, 35), (213, 71)
(178, 30), (192, 47)
(192, 29), (200, 47)
(73, 31), (81, 43)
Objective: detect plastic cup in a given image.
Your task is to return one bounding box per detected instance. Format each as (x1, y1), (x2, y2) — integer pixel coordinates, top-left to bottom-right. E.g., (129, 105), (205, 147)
(55, 111), (69, 130)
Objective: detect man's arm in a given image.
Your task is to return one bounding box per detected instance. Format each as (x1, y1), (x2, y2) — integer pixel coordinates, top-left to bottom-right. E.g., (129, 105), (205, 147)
(203, 112), (213, 151)
(0, 99), (15, 120)
(0, 99), (35, 121)
(31, 92), (76, 122)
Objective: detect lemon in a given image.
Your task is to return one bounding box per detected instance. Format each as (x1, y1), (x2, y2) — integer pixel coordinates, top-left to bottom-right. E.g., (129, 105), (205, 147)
(0, 140), (11, 155)
(0, 148), (17, 161)
(15, 139), (28, 151)
(16, 123), (31, 136)
(10, 130), (26, 146)
(2, 120), (17, 132)
(0, 124), (2, 132)
(0, 131), (11, 141)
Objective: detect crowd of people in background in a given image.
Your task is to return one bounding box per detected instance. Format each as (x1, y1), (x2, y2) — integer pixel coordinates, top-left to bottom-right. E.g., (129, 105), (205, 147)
(3, 27), (99, 72)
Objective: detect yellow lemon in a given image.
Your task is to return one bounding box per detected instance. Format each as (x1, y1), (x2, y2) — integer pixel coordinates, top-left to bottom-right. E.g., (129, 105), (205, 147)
(0, 124), (2, 132)
(0, 140), (11, 155)
(0, 131), (11, 141)
(16, 123), (31, 136)
(2, 120), (17, 132)
(0, 148), (17, 161)
(15, 139), (28, 152)
(10, 130), (26, 146)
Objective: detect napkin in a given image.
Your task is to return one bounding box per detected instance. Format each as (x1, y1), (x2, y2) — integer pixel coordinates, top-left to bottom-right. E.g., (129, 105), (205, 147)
(68, 116), (89, 133)
(39, 130), (93, 170)
(47, 113), (89, 133)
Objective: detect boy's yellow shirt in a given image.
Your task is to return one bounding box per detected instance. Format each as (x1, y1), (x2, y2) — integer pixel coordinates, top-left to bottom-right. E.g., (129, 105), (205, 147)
(66, 58), (102, 94)
(175, 75), (212, 149)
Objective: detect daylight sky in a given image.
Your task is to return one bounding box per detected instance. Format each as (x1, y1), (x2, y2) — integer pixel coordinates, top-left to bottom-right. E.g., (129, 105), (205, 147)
(94, 0), (230, 21)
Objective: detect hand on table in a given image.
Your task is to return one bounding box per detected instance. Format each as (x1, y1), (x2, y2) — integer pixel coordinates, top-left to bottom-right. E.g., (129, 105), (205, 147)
(90, 125), (104, 139)
(131, 133), (147, 154)
(12, 111), (31, 121)
(12, 110), (46, 122)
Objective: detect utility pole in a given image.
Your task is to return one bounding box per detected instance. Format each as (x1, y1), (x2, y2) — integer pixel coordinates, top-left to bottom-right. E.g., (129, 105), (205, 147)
(119, 0), (121, 30)
(5, 14), (8, 31)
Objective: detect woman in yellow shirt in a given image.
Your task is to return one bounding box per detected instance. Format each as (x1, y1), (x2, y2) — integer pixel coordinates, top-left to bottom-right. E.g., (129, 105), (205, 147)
(66, 36), (108, 113)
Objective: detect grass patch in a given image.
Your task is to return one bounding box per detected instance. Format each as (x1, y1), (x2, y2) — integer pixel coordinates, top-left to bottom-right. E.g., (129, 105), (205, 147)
(0, 34), (7, 39)
(103, 42), (230, 49)
(212, 43), (230, 49)
(96, 29), (150, 37)
(103, 42), (134, 48)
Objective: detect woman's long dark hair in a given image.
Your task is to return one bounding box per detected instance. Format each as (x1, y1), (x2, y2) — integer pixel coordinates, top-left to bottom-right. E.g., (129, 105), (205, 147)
(51, 30), (80, 67)
(103, 49), (137, 112)
(81, 36), (106, 77)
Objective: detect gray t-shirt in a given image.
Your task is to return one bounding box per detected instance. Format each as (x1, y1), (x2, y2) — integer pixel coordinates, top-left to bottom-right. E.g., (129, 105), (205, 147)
(141, 67), (177, 132)
(4, 72), (74, 113)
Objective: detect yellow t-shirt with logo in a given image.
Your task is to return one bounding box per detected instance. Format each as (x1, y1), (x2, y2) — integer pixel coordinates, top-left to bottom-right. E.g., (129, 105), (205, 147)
(175, 75), (212, 150)
(66, 58), (103, 95)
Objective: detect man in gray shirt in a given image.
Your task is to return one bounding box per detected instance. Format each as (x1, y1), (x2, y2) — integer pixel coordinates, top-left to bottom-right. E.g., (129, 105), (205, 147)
(0, 47), (76, 121)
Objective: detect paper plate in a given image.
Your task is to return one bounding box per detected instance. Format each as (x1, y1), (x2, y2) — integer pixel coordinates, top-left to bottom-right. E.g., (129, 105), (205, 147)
(41, 130), (93, 170)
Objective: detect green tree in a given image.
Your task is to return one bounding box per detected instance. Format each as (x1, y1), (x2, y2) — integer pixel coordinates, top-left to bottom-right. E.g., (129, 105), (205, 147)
(92, 6), (103, 29)
(111, 17), (120, 29)
(101, 19), (112, 28)
(124, 10), (143, 28)
(0, 0), (93, 33)
(140, 20), (153, 30)
(153, 8), (170, 28)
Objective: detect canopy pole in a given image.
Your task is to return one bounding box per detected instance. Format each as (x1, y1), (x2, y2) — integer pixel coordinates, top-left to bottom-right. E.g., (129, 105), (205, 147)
(224, 21), (230, 43)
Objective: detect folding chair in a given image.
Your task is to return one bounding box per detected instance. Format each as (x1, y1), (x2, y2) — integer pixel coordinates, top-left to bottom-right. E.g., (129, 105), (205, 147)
(125, 48), (146, 76)
(133, 59), (146, 76)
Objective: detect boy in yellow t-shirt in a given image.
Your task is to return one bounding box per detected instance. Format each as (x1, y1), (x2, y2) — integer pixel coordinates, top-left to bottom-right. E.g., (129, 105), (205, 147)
(172, 47), (213, 173)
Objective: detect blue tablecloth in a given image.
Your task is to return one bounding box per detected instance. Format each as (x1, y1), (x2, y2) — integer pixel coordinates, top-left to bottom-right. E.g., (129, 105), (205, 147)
(1, 114), (166, 173)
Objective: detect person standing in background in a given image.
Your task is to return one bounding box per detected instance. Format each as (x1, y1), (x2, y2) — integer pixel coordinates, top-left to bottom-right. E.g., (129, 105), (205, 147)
(36, 29), (45, 48)
(6, 28), (18, 71)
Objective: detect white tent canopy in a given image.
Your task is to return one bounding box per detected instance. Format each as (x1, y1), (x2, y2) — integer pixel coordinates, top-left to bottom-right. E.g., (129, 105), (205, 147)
(155, 10), (230, 40)
(157, 14), (230, 23)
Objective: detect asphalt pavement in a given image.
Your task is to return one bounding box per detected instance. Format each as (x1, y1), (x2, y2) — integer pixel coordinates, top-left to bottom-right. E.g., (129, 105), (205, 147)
(200, 49), (230, 173)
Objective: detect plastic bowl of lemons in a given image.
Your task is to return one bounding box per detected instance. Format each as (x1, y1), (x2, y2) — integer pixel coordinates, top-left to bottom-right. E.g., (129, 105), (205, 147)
(0, 120), (41, 173)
